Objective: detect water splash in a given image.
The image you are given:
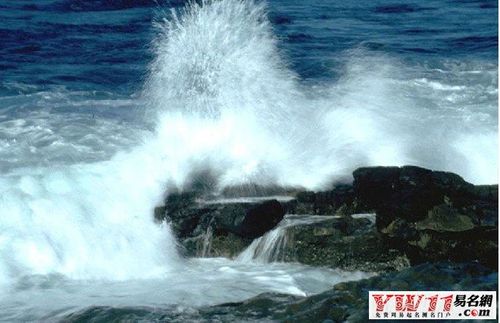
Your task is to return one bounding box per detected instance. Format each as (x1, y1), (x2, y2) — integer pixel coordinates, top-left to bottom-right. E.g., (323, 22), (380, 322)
(237, 215), (334, 263)
(237, 224), (289, 263)
(145, 0), (497, 189)
(0, 148), (182, 285)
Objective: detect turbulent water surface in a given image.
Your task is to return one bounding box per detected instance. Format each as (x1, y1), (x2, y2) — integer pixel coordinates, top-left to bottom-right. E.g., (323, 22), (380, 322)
(0, 0), (497, 321)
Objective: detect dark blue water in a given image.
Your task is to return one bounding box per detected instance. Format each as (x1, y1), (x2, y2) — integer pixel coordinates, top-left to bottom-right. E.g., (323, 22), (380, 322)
(1, 0), (497, 95)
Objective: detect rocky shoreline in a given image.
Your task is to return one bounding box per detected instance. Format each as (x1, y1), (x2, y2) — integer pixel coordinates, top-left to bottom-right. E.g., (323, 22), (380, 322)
(63, 262), (496, 322)
(152, 165), (498, 321)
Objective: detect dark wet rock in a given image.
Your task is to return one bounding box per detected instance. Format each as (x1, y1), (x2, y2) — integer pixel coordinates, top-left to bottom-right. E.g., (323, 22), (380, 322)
(353, 166), (474, 228)
(271, 166), (498, 270)
(257, 215), (409, 272)
(381, 218), (418, 240)
(154, 165), (497, 269)
(156, 193), (285, 239)
(285, 184), (364, 216)
(154, 192), (201, 238)
(415, 204), (474, 232)
(466, 184), (498, 227)
(220, 183), (298, 198)
(353, 165), (497, 228)
(290, 229), (408, 273)
(234, 200), (285, 238)
(473, 184), (498, 201)
(352, 166), (498, 269)
(61, 262), (497, 323)
(405, 226), (498, 269)
(155, 192), (286, 257)
(182, 232), (252, 258)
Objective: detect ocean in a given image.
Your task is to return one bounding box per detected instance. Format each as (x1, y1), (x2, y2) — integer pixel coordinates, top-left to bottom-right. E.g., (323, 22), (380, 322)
(0, 0), (497, 321)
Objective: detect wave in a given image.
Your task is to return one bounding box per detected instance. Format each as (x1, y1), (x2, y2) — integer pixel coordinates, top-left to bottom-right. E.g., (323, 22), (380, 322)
(145, 0), (497, 187)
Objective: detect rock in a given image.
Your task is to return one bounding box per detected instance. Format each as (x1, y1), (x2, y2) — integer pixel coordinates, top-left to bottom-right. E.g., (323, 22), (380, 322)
(198, 200), (286, 239)
(285, 215), (409, 272)
(155, 192), (286, 257)
(220, 183), (298, 198)
(407, 227), (498, 268)
(153, 165), (497, 269)
(154, 192), (203, 238)
(415, 204), (474, 232)
(244, 214), (409, 272)
(182, 232), (252, 258)
(353, 166), (476, 229)
(352, 166), (498, 268)
(285, 185), (364, 215)
(234, 200), (285, 238)
(472, 184), (498, 201)
(381, 218), (417, 240)
(465, 185), (498, 227)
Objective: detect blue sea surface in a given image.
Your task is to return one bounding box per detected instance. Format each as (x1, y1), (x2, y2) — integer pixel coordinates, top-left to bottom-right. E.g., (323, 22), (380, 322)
(0, 0), (497, 95)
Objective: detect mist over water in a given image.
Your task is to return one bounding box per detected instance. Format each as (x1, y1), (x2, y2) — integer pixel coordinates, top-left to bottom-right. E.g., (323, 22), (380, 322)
(0, 0), (497, 320)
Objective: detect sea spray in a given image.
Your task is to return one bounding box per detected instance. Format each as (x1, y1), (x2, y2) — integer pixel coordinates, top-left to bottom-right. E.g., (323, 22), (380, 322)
(0, 147), (181, 284)
(146, 0), (497, 189)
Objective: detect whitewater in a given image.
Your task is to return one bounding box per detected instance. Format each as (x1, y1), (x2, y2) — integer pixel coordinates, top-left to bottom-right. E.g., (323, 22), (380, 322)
(0, 0), (497, 320)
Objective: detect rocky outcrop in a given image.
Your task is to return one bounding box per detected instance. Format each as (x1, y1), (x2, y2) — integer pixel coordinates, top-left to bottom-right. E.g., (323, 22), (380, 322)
(284, 184), (363, 215)
(156, 165), (497, 270)
(285, 215), (409, 272)
(353, 166), (497, 228)
(353, 166), (498, 269)
(154, 193), (286, 257)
